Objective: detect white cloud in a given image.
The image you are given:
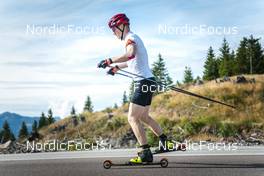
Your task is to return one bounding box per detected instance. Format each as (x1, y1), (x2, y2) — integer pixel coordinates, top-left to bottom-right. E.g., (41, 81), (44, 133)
(47, 83), (130, 118)
(54, 35), (123, 65)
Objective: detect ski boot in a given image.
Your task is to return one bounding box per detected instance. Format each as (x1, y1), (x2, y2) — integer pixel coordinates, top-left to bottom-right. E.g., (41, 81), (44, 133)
(129, 148), (153, 164)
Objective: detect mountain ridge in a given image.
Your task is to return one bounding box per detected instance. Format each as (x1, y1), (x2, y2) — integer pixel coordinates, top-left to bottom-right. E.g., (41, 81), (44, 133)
(0, 111), (60, 137)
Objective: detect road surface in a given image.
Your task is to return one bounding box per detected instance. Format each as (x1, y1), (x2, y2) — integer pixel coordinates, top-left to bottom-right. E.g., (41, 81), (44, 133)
(0, 146), (263, 176)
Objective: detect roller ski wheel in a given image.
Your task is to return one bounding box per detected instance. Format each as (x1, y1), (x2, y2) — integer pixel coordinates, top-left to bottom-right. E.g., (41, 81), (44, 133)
(103, 160), (112, 169)
(160, 158), (168, 168)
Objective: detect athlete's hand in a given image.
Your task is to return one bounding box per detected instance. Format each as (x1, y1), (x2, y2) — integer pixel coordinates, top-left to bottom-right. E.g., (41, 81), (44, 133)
(97, 58), (113, 68)
(107, 66), (119, 76)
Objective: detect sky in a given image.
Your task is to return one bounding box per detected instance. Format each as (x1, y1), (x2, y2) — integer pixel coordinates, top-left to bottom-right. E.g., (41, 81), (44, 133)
(0, 0), (263, 118)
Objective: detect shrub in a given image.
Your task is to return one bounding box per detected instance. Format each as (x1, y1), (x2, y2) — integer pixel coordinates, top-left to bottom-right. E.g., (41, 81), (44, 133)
(146, 129), (159, 147)
(259, 87), (264, 102)
(238, 119), (253, 132)
(104, 116), (126, 131)
(221, 94), (243, 105)
(218, 122), (237, 137)
(179, 117), (197, 136)
(179, 116), (222, 136)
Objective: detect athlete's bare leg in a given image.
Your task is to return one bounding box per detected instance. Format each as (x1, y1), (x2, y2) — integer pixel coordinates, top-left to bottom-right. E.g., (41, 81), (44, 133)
(140, 105), (163, 136)
(128, 103), (148, 145)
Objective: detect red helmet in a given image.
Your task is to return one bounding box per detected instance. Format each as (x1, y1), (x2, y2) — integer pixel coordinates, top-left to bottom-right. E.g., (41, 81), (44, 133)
(108, 13), (129, 29)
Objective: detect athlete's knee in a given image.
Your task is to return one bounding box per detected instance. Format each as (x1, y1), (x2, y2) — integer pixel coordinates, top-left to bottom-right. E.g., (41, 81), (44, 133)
(142, 115), (152, 123)
(128, 115), (140, 124)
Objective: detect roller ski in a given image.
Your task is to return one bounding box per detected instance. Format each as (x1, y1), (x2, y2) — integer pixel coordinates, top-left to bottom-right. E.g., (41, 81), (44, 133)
(103, 137), (187, 169)
(103, 148), (168, 169)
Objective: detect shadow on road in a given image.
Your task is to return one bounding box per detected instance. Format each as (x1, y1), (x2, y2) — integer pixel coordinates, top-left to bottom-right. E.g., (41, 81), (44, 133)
(110, 162), (264, 170)
(167, 162), (264, 168)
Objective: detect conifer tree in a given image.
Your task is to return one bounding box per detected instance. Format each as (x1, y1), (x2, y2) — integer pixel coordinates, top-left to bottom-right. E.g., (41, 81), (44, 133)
(38, 112), (47, 129)
(152, 54), (173, 90)
(18, 121), (28, 139)
(1, 120), (15, 143)
(47, 108), (55, 125)
(32, 120), (38, 134)
(122, 91), (128, 105)
(203, 46), (219, 80)
(183, 66), (194, 84)
(84, 96), (93, 112)
(218, 38), (233, 77)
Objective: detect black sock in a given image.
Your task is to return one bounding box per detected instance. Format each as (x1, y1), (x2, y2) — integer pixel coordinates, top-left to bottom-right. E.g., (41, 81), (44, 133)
(159, 134), (167, 141)
(158, 134), (168, 151)
(140, 144), (150, 149)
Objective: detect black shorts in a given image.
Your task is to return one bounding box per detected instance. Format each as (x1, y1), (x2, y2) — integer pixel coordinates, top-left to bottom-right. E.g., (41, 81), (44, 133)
(131, 77), (157, 106)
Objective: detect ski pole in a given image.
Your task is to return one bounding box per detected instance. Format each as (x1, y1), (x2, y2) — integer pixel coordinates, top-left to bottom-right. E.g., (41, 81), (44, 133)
(109, 66), (236, 109)
(115, 72), (134, 79)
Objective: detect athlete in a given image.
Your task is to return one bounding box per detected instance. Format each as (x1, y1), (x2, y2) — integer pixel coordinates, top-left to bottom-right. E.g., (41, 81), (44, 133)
(98, 13), (171, 163)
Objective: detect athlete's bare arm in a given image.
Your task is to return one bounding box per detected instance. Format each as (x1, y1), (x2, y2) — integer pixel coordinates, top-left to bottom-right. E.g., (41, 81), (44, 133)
(117, 62), (128, 69)
(111, 44), (136, 63)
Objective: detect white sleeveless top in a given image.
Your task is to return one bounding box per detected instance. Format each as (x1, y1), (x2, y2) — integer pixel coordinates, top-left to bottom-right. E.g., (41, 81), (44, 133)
(124, 32), (153, 81)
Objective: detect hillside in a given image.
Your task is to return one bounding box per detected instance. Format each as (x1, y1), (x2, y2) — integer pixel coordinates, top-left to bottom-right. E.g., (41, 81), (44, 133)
(40, 75), (264, 147)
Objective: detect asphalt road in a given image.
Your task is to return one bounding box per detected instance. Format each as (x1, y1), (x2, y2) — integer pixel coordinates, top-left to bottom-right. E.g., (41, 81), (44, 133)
(0, 147), (263, 176)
